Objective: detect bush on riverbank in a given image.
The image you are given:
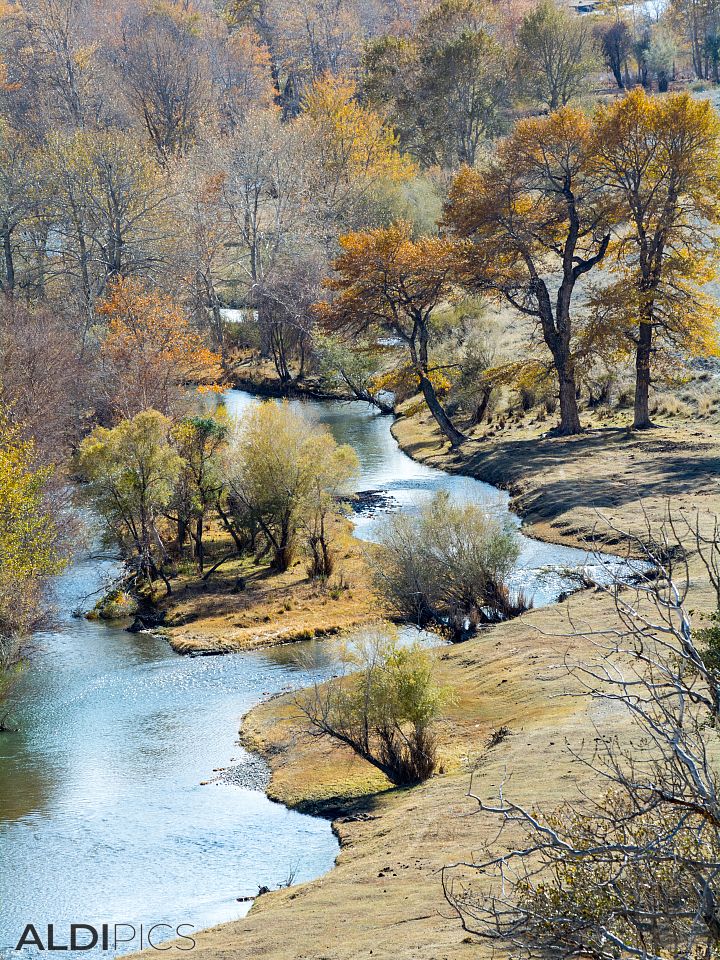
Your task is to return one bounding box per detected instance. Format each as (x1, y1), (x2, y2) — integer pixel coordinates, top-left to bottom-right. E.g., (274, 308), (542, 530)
(297, 629), (446, 786)
(371, 492), (525, 640)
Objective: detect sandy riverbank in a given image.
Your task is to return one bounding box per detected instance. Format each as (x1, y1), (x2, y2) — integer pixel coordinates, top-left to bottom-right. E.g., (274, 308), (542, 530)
(138, 405), (720, 960)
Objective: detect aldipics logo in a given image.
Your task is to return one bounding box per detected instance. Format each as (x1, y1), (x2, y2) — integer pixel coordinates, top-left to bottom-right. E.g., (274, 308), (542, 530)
(14, 923), (197, 952)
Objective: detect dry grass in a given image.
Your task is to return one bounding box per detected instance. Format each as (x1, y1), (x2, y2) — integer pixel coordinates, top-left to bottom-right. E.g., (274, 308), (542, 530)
(159, 515), (381, 653)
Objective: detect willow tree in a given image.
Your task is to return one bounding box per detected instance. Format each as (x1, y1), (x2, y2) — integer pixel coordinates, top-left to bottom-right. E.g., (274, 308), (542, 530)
(592, 88), (720, 429)
(316, 221), (466, 447)
(445, 107), (611, 435)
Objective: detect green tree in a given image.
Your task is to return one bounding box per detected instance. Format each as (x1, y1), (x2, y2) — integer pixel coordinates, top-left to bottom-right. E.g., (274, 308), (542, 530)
(0, 409), (68, 676)
(171, 413), (229, 572)
(298, 629), (446, 786)
(77, 411), (183, 594)
(227, 401), (358, 572)
(515, 0), (599, 111)
(364, 0), (510, 168)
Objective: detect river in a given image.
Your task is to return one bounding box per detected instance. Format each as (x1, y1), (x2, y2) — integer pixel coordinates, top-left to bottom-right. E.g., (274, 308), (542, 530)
(0, 390), (620, 957)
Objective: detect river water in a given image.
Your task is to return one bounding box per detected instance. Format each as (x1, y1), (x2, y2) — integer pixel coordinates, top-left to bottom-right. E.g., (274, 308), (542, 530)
(0, 390), (618, 957)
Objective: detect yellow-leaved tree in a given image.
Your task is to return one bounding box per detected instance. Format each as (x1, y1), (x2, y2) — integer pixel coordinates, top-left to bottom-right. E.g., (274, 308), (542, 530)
(591, 88), (720, 429)
(299, 73), (416, 233)
(0, 409), (67, 678)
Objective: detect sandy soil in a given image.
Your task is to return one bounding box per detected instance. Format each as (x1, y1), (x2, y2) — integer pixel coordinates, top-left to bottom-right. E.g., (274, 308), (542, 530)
(137, 407), (720, 960)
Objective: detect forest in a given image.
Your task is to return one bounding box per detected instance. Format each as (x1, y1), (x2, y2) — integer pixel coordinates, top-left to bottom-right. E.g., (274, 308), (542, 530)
(4, 0), (720, 957)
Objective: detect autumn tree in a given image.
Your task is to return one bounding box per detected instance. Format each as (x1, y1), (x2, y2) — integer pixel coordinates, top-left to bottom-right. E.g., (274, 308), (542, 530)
(298, 73), (416, 240)
(77, 410), (183, 594)
(317, 221), (467, 446)
(120, 2), (213, 162)
(364, 0), (510, 168)
(0, 409), (68, 677)
(99, 278), (223, 421)
(515, 0), (599, 111)
(226, 401), (358, 572)
(592, 88), (720, 429)
(445, 108), (611, 435)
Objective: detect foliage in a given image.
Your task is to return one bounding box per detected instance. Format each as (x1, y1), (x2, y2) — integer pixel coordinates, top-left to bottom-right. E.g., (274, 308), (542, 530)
(0, 409), (67, 667)
(372, 491), (523, 638)
(298, 628), (446, 786)
(317, 221), (466, 446)
(99, 278), (224, 420)
(515, 0), (599, 111)
(226, 400), (358, 572)
(364, 0), (510, 168)
(76, 410), (183, 593)
(171, 412), (229, 571)
(590, 87), (720, 428)
(445, 107), (611, 435)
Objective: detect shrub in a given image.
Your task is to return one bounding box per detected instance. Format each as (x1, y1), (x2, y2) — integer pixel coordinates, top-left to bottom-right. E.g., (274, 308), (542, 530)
(371, 492), (524, 639)
(298, 629), (446, 786)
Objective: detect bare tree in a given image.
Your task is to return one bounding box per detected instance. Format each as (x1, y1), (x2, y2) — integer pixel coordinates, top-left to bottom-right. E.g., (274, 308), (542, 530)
(443, 514), (720, 959)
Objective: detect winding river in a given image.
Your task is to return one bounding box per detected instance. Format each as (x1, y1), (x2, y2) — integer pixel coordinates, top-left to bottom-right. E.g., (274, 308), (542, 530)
(0, 390), (617, 957)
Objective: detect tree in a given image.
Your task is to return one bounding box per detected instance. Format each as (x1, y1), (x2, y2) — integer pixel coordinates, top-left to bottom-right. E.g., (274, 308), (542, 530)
(372, 491), (523, 639)
(515, 0), (599, 111)
(317, 221), (467, 446)
(644, 26), (677, 91)
(77, 410), (183, 594)
(42, 129), (170, 340)
(314, 332), (394, 413)
(226, 400), (358, 571)
(99, 278), (223, 420)
(443, 516), (720, 958)
(298, 629), (446, 786)
(0, 409), (68, 675)
(119, 2), (213, 162)
(364, 0), (511, 168)
(445, 108), (611, 435)
(171, 413), (229, 572)
(592, 88), (720, 429)
(597, 19), (631, 89)
(298, 73), (416, 240)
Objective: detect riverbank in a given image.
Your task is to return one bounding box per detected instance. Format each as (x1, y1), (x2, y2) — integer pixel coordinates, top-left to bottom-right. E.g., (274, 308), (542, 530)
(155, 513), (380, 654)
(140, 401), (720, 960)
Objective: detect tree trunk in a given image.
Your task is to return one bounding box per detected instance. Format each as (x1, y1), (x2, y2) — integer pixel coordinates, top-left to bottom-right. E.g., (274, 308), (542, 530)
(558, 373), (582, 435)
(195, 516), (204, 573)
(418, 372), (466, 447)
(633, 321), (654, 429)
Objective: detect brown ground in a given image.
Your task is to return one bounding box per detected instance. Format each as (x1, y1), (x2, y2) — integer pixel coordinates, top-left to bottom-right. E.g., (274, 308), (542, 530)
(139, 404), (720, 960)
(158, 515), (380, 654)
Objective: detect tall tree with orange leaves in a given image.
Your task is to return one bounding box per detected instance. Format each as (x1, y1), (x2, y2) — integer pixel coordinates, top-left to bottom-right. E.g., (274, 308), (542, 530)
(316, 221), (466, 447)
(444, 107), (612, 435)
(99, 278), (223, 421)
(591, 88), (720, 429)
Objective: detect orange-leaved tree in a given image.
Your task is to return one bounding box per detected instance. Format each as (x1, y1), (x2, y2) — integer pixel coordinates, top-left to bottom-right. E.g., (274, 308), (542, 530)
(591, 88), (720, 429)
(316, 221), (466, 447)
(444, 107), (612, 435)
(99, 278), (223, 421)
